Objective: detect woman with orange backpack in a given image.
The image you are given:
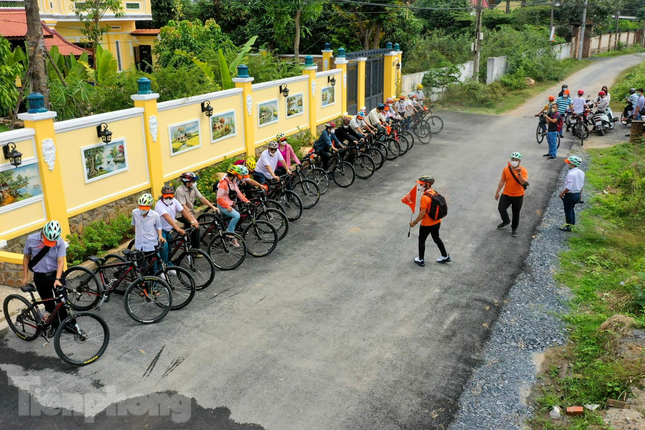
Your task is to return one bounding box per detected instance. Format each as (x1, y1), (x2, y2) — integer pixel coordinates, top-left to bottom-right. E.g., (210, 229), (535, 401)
(409, 175), (451, 266)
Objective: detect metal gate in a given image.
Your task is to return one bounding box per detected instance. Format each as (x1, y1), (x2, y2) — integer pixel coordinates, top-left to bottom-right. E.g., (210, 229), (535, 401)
(345, 48), (389, 115)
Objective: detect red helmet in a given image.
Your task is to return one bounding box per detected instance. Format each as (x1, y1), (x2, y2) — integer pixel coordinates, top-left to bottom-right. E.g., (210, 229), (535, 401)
(598, 91), (606, 96)
(578, 90), (584, 96)
(548, 96), (555, 102)
(325, 122), (335, 129)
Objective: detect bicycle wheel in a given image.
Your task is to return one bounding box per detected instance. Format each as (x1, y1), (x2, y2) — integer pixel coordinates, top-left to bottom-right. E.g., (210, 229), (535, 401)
(103, 253), (131, 295)
(536, 124), (545, 143)
(197, 213), (219, 248)
(174, 249), (215, 290)
(397, 134), (410, 155)
(354, 154), (375, 179)
(274, 190), (303, 221)
(208, 231), (246, 270)
(557, 133), (561, 149)
(332, 161), (356, 188)
(403, 131), (415, 150)
(291, 179), (320, 209)
(428, 115), (444, 134)
(155, 266), (195, 311)
(306, 168), (330, 195)
(415, 120), (432, 144)
(242, 220), (278, 257)
(3, 295), (41, 341)
(62, 266), (101, 311)
(385, 139), (400, 160)
(367, 147), (385, 170)
(124, 276), (172, 324)
(54, 312), (110, 366)
(256, 208), (290, 241)
(265, 198), (287, 214)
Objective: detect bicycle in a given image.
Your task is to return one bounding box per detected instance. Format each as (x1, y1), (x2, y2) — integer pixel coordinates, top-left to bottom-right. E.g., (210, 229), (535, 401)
(342, 142), (375, 179)
(423, 105), (444, 134)
(535, 113), (561, 149)
(3, 283), (110, 366)
(264, 179), (303, 221)
(282, 165), (321, 209)
(310, 148), (356, 188)
(62, 249), (174, 323)
(570, 113), (589, 145)
(300, 152), (330, 194)
(197, 211), (247, 270)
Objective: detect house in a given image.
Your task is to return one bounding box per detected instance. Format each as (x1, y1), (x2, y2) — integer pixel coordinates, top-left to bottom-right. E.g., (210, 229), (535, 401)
(1, 0), (158, 71)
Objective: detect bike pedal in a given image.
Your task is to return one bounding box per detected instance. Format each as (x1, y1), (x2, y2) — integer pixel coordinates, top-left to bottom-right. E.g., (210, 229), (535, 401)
(41, 341), (50, 347)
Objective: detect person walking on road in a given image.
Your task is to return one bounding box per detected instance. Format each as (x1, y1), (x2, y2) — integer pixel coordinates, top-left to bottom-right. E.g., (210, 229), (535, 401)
(544, 103), (560, 159)
(558, 156), (585, 232)
(409, 176), (451, 266)
(495, 152), (528, 238)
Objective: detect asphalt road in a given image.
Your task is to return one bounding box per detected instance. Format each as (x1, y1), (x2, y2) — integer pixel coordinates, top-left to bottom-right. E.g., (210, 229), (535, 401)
(0, 55), (641, 430)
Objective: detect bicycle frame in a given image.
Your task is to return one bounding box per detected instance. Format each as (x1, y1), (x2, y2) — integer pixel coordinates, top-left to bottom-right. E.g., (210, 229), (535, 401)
(20, 288), (71, 336)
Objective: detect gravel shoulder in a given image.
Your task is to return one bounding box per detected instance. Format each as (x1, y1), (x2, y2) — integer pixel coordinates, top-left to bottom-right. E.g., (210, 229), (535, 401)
(448, 150), (591, 430)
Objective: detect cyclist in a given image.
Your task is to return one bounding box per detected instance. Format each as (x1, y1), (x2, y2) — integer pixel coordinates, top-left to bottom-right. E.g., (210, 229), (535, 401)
(22, 220), (70, 335)
(233, 157), (267, 190)
(569, 90), (586, 132)
(407, 94), (422, 116)
(313, 122), (342, 171)
(255, 140), (287, 184)
(413, 84), (425, 105)
(535, 95), (555, 134)
(175, 171), (219, 246)
(336, 116), (364, 146)
(367, 103), (386, 133)
(217, 165), (251, 245)
(275, 132), (300, 176)
(395, 95), (408, 117)
(349, 111), (372, 138)
(154, 185), (199, 263)
(131, 193), (165, 252)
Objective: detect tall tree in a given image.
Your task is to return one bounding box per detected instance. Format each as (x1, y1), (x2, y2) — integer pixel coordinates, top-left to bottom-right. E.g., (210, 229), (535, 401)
(74, 0), (124, 57)
(267, 0), (323, 59)
(23, 0), (49, 105)
(333, 0), (395, 50)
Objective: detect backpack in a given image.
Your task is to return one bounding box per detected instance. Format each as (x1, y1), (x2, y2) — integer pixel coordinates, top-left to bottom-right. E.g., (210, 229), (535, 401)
(424, 190), (448, 221)
(556, 114), (564, 131)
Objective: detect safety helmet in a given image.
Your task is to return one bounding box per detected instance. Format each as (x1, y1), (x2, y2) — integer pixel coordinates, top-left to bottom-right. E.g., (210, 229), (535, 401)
(237, 165), (250, 177)
(42, 220), (62, 244)
(630, 88), (636, 94)
(267, 140), (279, 149)
(138, 193), (154, 206)
(417, 84), (423, 90)
(377, 103), (385, 109)
(562, 84), (568, 89)
(565, 156), (582, 167)
(161, 185), (175, 195)
(325, 122), (335, 129)
(342, 115), (351, 123)
(578, 90), (584, 96)
(386, 97), (394, 104)
(510, 152), (523, 160)
(409, 93), (417, 99)
(356, 111), (365, 120)
(548, 96), (555, 102)
(563, 89), (570, 95)
(598, 91), (606, 96)
(384, 105), (390, 111)
(399, 95), (406, 100)
(180, 171), (198, 184)
(227, 165), (244, 177)
(276, 132), (286, 142)
(416, 175), (435, 185)
(244, 157), (257, 171)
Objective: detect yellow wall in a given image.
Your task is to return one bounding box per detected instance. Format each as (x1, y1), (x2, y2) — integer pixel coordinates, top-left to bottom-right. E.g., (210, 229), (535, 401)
(157, 92), (246, 181)
(38, 0), (152, 17)
(315, 71), (342, 125)
(0, 132), (47, 237)
(252, 78), (310, 146)
(54, 110), (150, 216)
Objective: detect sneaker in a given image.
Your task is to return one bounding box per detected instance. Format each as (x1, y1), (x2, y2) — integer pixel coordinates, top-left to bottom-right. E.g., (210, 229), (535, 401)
(497, 222), (510, 229)
(414, 257), (425, 267)
(231, 239), (240, 248)
(436, 255), (451, 263)
(559, 225), (572, 232)
(511, 230), (518, 237)
(548, 156), (557, 160)
(543, 153), (551, 157)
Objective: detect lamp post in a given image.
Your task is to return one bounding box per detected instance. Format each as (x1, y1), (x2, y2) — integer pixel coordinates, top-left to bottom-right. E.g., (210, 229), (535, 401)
(550, 1), (561, 42)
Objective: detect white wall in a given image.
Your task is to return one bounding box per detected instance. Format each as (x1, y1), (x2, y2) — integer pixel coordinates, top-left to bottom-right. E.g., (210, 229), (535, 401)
(402, 61), (475, 101)
(552, 43), (571, 60)
(486, 56), (507, 85)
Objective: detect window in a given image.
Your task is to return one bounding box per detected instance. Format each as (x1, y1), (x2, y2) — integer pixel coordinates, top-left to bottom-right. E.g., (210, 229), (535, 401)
(115, 41), (122, 72)
(110, 26), (121, 30)
(125, 2), (140, 9)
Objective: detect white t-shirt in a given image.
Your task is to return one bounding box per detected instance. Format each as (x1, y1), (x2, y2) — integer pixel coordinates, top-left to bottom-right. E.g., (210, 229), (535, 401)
(349, 117), (366, 133)
(572, 97), (586, 114)
(255, 149), (285, 179)
(154, 198), (184, 232)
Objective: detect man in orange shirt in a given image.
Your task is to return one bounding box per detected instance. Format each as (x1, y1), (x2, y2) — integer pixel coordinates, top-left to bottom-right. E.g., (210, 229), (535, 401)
(409, 175), (451, 266)
(495, 152), (528, 238)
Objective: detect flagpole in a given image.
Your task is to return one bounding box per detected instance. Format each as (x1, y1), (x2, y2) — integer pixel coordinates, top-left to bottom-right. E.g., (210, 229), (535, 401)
(408, 212), (413, 237)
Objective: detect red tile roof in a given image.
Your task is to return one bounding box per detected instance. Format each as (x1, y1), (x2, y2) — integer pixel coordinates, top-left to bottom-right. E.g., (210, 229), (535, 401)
(131, 29), (160, 36)
(0, 9), (90, 56)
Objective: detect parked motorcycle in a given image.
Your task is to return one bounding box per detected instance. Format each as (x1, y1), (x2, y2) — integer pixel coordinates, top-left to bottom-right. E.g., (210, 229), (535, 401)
(592, 109), (616, 136)
(621, 102), (634, 126)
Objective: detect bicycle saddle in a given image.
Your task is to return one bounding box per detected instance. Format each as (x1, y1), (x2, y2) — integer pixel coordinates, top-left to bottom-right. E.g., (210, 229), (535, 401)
(88, 255), (106, 265)
(21, 284), (37, 293)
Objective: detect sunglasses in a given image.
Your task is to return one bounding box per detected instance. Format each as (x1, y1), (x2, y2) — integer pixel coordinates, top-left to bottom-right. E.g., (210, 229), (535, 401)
(269, 148), (277, 152)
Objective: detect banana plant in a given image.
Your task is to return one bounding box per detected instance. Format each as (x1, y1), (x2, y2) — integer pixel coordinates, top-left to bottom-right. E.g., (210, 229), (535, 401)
(79, 45), (116, 85)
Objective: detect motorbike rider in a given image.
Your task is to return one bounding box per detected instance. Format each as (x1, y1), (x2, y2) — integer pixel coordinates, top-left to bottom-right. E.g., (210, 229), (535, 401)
(624, 88), (638, 119)
(558, 84), (568, 98)
(595, 91), (610, 116)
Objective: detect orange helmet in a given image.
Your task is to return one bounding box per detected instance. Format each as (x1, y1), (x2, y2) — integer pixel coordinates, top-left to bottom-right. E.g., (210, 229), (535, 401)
(548, 96), (555, 102)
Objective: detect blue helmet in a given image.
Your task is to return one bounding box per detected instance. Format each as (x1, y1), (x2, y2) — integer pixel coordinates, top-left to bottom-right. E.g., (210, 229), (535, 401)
(377, 103), (385, 109)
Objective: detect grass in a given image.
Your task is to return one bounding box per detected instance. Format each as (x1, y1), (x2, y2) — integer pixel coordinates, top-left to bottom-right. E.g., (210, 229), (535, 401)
(609, 62), (642, 113)
(528, 142), (645, 429)
(438, 59), (593, 115)
(592, 46), (645, 58)
(0, 124), (8, 133)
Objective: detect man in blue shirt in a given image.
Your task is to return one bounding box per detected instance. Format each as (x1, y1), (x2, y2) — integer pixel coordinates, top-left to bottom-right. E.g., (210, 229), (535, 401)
(314, 122), (343, 171)
(555, 90), (572, 138)
(634, 88), (645, 121)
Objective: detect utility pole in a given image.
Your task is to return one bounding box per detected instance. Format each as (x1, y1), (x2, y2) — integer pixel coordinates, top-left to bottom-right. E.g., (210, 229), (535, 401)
(505, 0), (510, 14)
(614, 11), (619, 51)
(473, 0), (483, 82)
(550, 1), (559, 41)
(577, 0), (588, 60)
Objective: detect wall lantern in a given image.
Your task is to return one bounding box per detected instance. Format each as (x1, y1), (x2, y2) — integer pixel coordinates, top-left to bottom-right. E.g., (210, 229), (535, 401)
(201, 100), (214, 117)
(396, 62), (401, 71)
(96, 123), (113, 144)
(328, 75), (336, 87)
(279, 84), (290, 98)
(2, 142), (22, 168)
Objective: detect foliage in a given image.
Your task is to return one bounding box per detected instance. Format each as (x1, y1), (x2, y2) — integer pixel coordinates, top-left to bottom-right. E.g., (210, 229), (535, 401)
(439, 80), (506, 109)
(612, 62), (645, 108)
(402, 32), (471, 74)
(196, 156), (242, 204)
(421, 63), (462, 94)
(330, 0), (396, 50)
(242, 53), (303, 84)
(73, 0), (124, 52)
(266, 0), (323, 56)
(155, 19), (233, 68)
(0, 36), (22, 116)
(66, 214), (133, 265)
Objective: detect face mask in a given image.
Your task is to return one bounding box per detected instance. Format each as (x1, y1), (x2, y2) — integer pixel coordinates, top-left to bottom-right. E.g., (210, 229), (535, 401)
(330, 130), (335, 134)
(510, 161), (519, 167)
(140, 209), (149, 215)
(163, 198), (173, 205)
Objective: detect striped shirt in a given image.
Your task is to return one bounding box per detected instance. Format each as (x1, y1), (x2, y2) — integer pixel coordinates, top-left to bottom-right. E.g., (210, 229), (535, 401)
(556, 96), (571, 114)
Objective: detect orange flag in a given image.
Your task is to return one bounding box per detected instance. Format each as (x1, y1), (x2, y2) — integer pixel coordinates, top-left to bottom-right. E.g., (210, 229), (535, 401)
(401, 185), (417, 213)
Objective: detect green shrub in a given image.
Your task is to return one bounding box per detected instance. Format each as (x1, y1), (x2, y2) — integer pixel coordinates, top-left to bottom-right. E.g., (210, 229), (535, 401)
(402, 32), (471, 74)
(612, 62), (645, 103)
(439, 80), (506, 108)
(66, 214), (134, 265)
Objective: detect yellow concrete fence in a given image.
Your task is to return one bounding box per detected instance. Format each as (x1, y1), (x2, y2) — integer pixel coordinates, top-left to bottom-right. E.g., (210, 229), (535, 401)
(0, 49), (402, 264)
